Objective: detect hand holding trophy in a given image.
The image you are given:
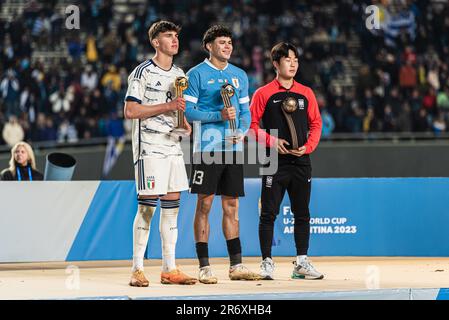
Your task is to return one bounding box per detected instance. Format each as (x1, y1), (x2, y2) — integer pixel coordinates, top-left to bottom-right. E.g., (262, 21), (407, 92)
(220, 84), (241, 143)
(281, 96), (299, 149)
(175, 76), (188, 128)
(170, 76), (190, 140)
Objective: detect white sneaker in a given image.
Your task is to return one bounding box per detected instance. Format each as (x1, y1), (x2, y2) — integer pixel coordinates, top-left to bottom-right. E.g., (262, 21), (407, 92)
(291, 258), (324, 280)
(198, 266), (218, 284)
(259, 257), (275, 280)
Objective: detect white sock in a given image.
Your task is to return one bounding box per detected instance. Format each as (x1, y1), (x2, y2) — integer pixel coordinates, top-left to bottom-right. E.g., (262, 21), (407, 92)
(297, 255), (308, 265)
(132, 201), (156, 272)
(160, 199), (179, 272)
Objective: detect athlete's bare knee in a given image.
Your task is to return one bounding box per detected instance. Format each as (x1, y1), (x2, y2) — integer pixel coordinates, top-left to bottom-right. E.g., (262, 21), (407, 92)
(196, 195), (213, 216)
(160, 192), (180, 201)
(138, 195), (159, 200)
(222, 196), (238, 217)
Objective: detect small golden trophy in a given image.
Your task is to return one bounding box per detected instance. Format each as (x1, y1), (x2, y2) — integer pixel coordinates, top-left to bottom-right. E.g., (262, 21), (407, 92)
(220, 84), (237, 137)
(174, 76), (188, 128)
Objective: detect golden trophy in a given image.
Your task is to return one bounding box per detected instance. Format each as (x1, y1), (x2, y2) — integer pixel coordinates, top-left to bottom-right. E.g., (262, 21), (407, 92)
(174, 76), (188, 128)
(220, 84), (237, 138)
(281, 97), (299, 149)
(168, 76), (189, 140)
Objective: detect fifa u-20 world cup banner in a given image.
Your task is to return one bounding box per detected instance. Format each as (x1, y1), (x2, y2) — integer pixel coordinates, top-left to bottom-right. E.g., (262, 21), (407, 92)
(1, 178), (449, 262)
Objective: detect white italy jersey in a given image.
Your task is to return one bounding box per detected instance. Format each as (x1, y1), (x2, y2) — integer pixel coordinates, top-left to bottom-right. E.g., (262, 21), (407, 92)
(125, 59), (185, 162)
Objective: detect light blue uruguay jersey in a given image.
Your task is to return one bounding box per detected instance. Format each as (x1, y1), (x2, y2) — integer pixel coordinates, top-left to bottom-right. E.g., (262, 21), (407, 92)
(184, 58), (251, 153)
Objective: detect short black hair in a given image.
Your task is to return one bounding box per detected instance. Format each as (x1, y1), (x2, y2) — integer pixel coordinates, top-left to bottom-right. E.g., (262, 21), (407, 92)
(148, 20), (181, 41)
(202, 25), (233, 51)
(270, 42), (299, 63)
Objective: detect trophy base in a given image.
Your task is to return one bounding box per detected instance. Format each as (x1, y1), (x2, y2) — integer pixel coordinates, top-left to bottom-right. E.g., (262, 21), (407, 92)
(225, 135), (243, 144)
(168, 128), (190, 141)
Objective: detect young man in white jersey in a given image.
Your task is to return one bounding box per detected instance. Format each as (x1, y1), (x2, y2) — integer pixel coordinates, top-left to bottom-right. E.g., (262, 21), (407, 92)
(124, 20), (196, 286)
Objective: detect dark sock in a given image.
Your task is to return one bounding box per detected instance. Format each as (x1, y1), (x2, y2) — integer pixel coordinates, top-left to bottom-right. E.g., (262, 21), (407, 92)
(195, 242), (210, 268)
(226, 237), (242, 267)
(259, 213), (275, 260)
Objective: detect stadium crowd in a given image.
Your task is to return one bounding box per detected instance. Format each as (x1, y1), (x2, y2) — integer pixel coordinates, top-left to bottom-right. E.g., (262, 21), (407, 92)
(0, 0), (448, 147)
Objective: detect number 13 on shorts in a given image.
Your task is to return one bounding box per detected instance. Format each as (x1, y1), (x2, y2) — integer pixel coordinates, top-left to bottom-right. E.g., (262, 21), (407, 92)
(192, 170), (204, 185)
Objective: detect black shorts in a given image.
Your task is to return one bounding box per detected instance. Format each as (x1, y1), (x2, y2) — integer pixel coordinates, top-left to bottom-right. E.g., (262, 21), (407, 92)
(189, 152), (245, 197)
(260, 164), (311, 216)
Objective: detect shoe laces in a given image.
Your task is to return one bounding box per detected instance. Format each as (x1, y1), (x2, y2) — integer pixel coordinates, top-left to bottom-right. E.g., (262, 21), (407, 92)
(261, 259), (274, 272)
(135, 269), (146, 278)
(295, 258), (315, 272)
(200, 266), (214, 277)
(231, 263), (248, 273)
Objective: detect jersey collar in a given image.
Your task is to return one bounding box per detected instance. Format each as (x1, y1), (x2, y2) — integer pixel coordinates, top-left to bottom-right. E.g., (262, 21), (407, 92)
(151, 58), (173, 72)
(273, 78), (298, 91)
(204, 58), (229, 71)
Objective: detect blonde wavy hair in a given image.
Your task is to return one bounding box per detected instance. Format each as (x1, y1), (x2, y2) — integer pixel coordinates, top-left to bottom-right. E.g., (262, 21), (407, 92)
(8, 142), (37, 177)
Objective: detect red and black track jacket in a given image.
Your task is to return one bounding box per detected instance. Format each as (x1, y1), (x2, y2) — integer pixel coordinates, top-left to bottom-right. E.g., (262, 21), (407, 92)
(250, 79), (322, 166)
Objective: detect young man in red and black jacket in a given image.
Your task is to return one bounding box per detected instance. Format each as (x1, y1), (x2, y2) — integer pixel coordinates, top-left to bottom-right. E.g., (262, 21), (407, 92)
(250, 42), (323, 280)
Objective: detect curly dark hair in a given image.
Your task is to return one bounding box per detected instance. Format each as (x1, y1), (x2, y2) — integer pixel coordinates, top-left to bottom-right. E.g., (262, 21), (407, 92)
(202, 25), (233, 51)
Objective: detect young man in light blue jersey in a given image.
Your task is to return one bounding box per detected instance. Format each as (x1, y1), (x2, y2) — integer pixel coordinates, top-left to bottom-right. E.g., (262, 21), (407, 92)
(184, 25), (261, 284)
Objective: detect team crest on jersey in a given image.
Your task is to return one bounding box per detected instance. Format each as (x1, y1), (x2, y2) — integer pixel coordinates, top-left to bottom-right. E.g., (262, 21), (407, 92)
(147, 176), (155, 189)
(266, 176), (273, 188)
(298, 99), (305, 110)
(231, 77), (240, 88)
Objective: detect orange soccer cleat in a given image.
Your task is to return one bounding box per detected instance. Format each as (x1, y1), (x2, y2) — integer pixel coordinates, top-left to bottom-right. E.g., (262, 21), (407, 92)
(161, 268), (198, 285)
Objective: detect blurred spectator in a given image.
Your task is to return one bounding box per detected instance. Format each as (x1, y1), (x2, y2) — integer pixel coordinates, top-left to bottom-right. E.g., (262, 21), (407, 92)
(432, 112), (446, 134)
(1, 69), (20, 117)
(49, 84), (74, 113)
(437, 86), (449, 111)
(410, 88), (423, 113)
(107, 112), (125, 138)
(45, 117), (58, 141)
(57, 119), (78, 143)
(321, 108), (335, 138)
(427, 64), (440, 91)
(399, 61), (417, 91)
(67, 35), (83, 61)
(383, 105), (396, 132)
(101, 65), (121, 92)
(102, 30), (120, 64)
(414, 108), (430, 132)
(397, 103), (413, 132)
(0, 141), (43, 181)
(2, 116), (25, 147)
(85, 34), (99, 63)
(422, 87), (437, 114)
(81, 65), (98, 92)
(363, 108), (378, 133)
